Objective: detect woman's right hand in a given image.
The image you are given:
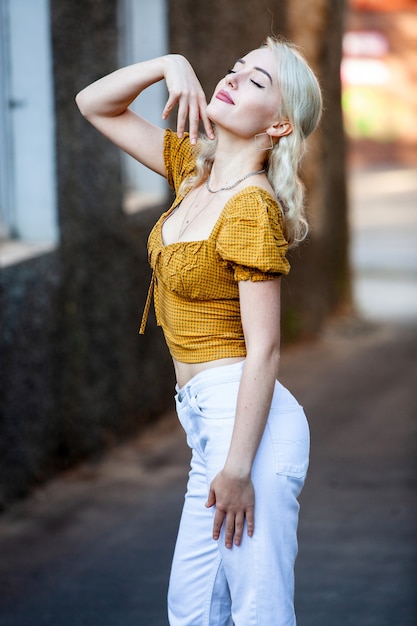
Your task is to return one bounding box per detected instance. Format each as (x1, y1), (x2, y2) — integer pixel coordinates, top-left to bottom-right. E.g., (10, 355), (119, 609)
(162, 55), (215, 145)
(206, 468), (255, 549)
(76, 53), (214, 174)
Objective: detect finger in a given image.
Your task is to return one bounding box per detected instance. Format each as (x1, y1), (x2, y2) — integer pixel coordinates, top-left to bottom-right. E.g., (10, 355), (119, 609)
(224, 513), (235, 549)
(176, 95), (190, 138)
(233, 512), (245, 546)
(205, 487), (216, 508)
(202, 115), (215, 141)
(162, 92), (179, 121)
(212, 508), (225, 541)
(188, 101), (200, 145)
(198, 95), (215, 140)
(246, 506), (255, 538)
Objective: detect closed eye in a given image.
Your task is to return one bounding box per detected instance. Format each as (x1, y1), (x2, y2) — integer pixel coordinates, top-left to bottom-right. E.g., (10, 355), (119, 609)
(251, 79), (265, 89)
(227, 68), (266, 88)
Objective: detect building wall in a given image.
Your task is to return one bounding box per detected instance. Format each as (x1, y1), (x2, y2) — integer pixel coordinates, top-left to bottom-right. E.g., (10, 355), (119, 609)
(0, 0), (173, 509)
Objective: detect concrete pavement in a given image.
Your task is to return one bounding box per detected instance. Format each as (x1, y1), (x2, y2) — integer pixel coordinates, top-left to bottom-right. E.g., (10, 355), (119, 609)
(0, 164), (416, 626)
(349, 165), (417, 324)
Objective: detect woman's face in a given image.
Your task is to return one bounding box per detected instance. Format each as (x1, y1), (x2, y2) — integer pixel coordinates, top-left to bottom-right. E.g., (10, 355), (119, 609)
(207, 48), (281, 139)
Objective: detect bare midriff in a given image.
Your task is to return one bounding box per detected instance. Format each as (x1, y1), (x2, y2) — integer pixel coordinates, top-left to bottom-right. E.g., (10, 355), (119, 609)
(174, 356), (246, 389)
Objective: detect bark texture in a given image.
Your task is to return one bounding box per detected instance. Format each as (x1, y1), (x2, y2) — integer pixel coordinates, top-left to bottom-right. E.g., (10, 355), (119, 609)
(169, 0), (350, 339)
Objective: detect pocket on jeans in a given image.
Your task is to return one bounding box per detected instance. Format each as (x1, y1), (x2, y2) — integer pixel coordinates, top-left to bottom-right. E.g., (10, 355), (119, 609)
(267, 405), (310, 479)
(193, 385), (239, 420)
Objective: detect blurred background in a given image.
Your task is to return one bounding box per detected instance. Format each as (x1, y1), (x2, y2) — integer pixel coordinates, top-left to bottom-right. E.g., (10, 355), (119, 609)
(343, 0), (417, 324)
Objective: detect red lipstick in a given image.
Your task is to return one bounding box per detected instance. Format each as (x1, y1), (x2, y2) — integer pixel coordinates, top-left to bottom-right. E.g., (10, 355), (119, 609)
(216, 90), (235, 105)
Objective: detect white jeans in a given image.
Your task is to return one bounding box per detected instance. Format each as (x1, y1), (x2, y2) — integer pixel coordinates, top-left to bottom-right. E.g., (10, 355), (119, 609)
(168, 361), (309, 626)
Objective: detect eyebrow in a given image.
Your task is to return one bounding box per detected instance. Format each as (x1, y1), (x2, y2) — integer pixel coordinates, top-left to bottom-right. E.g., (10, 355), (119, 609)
(236, 58), (273, 85)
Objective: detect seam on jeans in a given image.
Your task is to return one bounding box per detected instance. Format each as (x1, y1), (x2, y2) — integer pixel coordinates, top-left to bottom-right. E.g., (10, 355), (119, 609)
(203, 551), (223, 626)
(251, 532), (260, 626)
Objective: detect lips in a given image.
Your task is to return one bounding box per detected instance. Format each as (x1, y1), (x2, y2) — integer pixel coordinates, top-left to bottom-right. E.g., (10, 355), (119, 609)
(215, 90), (235, 105)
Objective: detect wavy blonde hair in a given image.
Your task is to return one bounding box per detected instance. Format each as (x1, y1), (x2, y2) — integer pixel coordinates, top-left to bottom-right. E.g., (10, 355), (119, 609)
(179, 37), (322, 247)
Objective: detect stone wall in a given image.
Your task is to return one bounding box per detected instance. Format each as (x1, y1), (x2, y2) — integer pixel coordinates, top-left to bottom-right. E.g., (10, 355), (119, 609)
(0, 0), (174, 509)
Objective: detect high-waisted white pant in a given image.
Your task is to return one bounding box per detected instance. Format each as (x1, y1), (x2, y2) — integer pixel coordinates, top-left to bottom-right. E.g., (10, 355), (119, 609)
(168, 361), (309, 626)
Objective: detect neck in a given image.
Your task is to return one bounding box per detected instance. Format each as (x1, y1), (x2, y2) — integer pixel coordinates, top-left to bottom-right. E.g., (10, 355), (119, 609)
(210, 132), (266, 185)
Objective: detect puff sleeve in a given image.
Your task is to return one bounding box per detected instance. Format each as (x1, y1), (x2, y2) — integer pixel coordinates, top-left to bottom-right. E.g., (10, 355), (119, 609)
(163, 129), (197, 193)
(216, 189), (290, 281)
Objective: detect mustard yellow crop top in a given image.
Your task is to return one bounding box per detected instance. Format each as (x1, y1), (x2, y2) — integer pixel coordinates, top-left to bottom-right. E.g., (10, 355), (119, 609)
(140, 129), (290, 364)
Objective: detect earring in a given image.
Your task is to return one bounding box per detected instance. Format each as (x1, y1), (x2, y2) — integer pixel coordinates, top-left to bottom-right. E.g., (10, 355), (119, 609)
(255, 132), (273, 151)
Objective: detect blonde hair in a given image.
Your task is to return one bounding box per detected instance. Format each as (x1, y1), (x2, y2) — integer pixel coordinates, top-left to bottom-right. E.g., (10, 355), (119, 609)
(264, 37), (322, 245)
(179, 37), (322, 247)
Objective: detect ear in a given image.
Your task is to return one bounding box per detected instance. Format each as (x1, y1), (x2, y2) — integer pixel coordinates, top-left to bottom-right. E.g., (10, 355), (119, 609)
(268, 119), (293, 138)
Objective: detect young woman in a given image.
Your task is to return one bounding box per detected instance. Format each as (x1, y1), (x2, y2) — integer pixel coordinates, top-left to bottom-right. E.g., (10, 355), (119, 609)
(76, 36), (322, 626)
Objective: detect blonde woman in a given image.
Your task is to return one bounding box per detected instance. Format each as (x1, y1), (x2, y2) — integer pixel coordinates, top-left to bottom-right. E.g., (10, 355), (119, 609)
(76, 36), (322, 626)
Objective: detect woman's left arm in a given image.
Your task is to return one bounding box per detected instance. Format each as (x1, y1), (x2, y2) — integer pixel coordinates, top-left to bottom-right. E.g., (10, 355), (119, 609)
(206, 277), (282, 549)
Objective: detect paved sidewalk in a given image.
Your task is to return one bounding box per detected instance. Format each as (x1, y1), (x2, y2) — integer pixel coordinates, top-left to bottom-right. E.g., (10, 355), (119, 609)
(0, 165), (416, 626)
(349, 165), (417, 323)
(0, 321), (415, 626)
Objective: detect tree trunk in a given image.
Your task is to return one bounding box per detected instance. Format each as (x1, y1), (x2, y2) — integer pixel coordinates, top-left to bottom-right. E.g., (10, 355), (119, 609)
(168, 0), (350, 340)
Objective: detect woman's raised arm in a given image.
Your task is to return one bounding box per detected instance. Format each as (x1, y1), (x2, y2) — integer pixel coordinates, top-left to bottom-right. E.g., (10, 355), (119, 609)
(75, 54), (214, 175)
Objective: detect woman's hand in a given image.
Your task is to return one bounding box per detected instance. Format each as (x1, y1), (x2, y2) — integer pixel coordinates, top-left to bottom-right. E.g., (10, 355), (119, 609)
(162, 55), (214, 145)
(206, 469), (255, 549)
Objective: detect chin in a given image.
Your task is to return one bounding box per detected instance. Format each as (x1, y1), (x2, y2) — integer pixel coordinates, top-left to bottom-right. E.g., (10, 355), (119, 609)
(206, 101), (216, 119)
(206, 99), (226, 121)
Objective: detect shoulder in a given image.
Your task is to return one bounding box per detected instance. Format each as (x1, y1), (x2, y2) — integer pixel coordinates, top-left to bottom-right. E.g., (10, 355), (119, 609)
(216, 186), (290, 277)
(163, 128), (193, 159)
(164, 129), (197, 190)
(223, 186), (285, 229)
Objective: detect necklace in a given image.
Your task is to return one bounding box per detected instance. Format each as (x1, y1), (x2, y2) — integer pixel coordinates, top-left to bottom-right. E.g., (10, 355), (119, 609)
(206, 168), (266, 193)
(178, 185), (217, 239)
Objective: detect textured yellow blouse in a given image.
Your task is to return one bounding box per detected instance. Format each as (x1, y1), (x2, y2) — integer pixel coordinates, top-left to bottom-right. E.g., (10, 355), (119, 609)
(140, 129), (290, 364)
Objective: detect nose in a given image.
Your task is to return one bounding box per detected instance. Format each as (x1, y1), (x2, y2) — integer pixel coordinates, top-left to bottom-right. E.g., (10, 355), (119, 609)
(226, 73), (237, 89)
